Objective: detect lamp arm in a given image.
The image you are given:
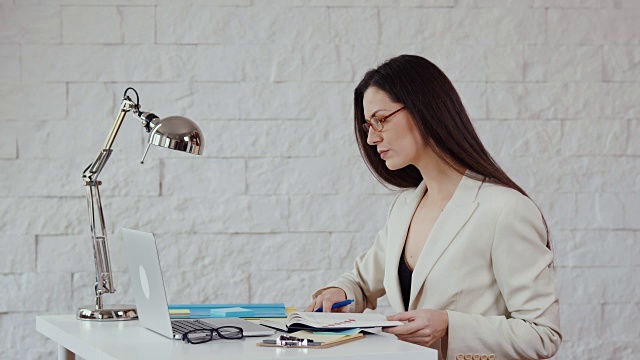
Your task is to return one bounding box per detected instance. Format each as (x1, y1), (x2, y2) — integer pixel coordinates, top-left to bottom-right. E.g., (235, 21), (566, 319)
(84, 180), (113, 305)
(81, 96), (141, 308)
(83, 97), (139, 183)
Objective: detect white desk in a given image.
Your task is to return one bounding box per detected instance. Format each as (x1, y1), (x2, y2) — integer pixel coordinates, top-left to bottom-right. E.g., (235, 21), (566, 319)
(37, 315), (437, 360)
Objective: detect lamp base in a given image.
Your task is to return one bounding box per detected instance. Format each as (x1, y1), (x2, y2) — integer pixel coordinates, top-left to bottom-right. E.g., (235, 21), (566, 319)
(77, 304), (138, 321)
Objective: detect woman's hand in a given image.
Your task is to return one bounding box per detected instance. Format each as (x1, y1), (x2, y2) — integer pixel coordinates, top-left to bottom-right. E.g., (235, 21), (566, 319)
(383, 309), (449, 347)
(304, 287), (348, 312)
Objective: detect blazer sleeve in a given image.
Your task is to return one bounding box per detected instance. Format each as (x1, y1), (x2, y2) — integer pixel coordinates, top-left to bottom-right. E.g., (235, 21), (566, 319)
(446, 194), (562, 360)
(312, 192), (403, 313)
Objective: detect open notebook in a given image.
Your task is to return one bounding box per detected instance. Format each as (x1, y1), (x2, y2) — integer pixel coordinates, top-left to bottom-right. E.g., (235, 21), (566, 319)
(260, 312), (403, 332)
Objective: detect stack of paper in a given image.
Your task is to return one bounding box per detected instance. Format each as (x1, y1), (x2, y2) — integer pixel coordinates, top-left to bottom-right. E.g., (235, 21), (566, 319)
(169, 309), (190, 318)
(209, 307), (255, 318)
(168, 303), (286, 318)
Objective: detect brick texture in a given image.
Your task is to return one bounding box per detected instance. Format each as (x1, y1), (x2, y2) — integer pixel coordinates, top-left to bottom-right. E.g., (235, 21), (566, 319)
(0, 1), (638, 359)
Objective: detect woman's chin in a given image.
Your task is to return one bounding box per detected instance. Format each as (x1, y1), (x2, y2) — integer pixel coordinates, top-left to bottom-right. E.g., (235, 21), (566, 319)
(384, 158), (412, 171)
(384, 160), (401, 171)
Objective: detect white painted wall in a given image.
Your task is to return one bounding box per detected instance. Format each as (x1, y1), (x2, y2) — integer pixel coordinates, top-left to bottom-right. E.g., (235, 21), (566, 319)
(1, 0), (638, 358)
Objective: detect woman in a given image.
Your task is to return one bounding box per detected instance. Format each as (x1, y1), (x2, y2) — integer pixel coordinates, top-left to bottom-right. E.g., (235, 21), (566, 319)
(305, 55), (561, 360)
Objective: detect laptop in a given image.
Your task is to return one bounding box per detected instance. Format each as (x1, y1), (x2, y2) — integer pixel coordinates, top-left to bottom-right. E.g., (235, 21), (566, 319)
(121, 228), (275, 339)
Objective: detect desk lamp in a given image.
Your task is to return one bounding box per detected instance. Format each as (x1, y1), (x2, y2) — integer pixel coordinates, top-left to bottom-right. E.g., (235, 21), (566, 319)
(77, 87), (204, 321)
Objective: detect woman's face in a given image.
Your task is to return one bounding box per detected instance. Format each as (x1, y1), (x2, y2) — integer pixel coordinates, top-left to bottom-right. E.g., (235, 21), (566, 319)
(362, 87), (427, 171)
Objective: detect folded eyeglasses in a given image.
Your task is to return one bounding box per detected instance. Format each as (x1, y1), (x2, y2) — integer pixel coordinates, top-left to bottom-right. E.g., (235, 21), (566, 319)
(181, 326), (244, 344)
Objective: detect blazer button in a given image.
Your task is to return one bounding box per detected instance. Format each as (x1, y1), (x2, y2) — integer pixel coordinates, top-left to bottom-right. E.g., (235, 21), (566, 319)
(465, 355), (472, 360)
(473, 355), (480, 360)
(456, 355), (465, 360)
(488, 355), (496, 360)
(481, 355), (488, 360)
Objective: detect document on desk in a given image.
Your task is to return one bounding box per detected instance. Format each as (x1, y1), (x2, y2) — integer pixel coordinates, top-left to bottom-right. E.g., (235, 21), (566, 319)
(260, 312), (402, 332)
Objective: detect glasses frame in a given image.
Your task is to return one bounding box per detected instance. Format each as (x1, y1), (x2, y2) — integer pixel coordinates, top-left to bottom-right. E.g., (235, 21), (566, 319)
(362, 106), (406, 133)
(181, 326), (244, 344)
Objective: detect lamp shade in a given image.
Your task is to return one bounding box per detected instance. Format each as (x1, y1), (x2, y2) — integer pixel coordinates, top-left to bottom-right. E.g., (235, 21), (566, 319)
(148, 116), (204, 155)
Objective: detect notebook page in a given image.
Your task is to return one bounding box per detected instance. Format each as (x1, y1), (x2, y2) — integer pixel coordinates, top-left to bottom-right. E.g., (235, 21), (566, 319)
(291, 312), (402, 328)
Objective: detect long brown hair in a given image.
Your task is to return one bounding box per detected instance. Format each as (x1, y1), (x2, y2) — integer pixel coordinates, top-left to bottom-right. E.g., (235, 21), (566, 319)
(353, 55), (550, 247)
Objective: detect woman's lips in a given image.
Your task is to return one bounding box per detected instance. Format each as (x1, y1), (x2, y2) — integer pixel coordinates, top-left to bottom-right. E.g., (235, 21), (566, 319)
(379, 150), (389, 159)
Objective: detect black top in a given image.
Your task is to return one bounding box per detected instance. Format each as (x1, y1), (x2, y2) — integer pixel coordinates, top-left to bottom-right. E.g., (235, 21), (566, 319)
(398, 246), (413, 311)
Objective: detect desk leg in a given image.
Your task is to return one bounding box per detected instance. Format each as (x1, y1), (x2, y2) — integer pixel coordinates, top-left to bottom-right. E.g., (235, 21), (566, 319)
(58, 345), (75, 360)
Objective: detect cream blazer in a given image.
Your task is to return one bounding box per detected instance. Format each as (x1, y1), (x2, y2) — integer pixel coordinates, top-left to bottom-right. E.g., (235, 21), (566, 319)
(317, 175), (562, 360)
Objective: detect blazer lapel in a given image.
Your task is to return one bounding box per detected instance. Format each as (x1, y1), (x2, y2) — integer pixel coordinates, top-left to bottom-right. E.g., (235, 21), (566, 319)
(385, 181), (426, 312)
(408, 175), (483, 310)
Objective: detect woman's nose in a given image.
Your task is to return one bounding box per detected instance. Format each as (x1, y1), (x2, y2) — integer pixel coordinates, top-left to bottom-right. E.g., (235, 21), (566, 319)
(366, 128), (382, 145)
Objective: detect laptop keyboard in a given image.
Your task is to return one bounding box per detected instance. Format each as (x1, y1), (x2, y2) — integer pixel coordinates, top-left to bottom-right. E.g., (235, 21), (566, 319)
(171, 319), (214, 336)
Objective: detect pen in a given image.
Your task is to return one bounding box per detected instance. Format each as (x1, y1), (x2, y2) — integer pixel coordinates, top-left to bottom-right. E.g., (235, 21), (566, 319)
(314, 299), (354, 312)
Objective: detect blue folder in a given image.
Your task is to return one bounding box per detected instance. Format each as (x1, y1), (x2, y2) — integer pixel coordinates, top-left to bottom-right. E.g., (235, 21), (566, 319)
(168, 303), (286, 318)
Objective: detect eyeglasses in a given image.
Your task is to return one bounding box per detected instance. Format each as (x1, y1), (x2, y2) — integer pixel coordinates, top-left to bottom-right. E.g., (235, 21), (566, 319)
(362, 107), (405, 133)
(181, 326), (244, 344)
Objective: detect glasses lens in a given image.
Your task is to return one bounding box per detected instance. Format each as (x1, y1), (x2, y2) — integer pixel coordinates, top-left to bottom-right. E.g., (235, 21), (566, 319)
(371, 117), (382, 131)
(362, 123), (371, 133)
(216, 326), (243, 339)
(185, 330), (214, 344)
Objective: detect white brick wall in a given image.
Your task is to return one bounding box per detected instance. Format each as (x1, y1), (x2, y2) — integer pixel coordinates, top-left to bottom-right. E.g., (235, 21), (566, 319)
(0, 1), (638, 359)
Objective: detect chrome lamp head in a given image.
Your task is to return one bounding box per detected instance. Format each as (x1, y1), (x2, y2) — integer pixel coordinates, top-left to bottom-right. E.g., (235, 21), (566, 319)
(139, 114), (204, 164)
